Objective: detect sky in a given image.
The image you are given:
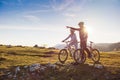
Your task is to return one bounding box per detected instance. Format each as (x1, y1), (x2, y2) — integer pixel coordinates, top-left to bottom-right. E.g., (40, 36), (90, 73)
(0, 0), (120, 47)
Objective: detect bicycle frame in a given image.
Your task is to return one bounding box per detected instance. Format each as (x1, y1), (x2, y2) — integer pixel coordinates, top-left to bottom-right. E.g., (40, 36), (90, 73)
(74, 41), (100, 63)
(87, 41), (94, 52)
(63, 41), (75, 56)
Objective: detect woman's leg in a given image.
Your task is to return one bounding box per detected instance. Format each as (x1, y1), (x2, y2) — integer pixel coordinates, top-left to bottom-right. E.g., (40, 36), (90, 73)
(74, 42), (78, 50)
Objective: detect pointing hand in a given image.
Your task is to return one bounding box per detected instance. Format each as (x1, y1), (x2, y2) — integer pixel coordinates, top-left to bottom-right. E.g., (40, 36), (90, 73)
(66, 26), (70, 28)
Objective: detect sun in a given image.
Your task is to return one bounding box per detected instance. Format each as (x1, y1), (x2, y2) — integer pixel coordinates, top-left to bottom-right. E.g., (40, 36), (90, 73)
(86, 27), (93, 34)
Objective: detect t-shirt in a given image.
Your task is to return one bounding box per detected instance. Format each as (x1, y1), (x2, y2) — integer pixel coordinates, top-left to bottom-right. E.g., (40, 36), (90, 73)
(70, 33), (77, 43)
(65, 33), (77, 43)
(79, 27), (88, 41)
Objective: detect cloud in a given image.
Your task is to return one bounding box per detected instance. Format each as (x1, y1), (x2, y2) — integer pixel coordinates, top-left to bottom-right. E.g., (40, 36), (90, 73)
(63, 12), (77, 22)
(0, 0), (23, 6)
(23, 15), (40, 22)
(18, 0), (22, 3)
(17, 0), (23, 5)
(22, 0), (85, 15)
(50, 0), (74, 11)
(0, 25), (63, 32)
(24, 9), (51, 14)
(63, 13), (77, 18)
(0, 1), (9, 5)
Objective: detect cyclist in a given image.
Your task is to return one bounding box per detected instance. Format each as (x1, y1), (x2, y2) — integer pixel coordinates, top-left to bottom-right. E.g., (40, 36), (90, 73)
(67, 22), (91, 58)
(62, 29), (78, 50)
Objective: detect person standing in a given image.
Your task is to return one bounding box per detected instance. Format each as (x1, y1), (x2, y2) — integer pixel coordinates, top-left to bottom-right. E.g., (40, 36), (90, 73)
(67, 22), (91, 58)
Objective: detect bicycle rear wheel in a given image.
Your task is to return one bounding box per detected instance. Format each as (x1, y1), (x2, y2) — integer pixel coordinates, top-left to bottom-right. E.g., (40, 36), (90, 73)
(73, 49), (86, 64)
(91, 49), (100, 62)
(58, 49), (68, 64)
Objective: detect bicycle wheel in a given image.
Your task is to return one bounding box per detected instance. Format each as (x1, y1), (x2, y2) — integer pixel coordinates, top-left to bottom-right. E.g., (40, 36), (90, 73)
(91, 49), (100, 62)
(73, 49), (86, 64)
(58, 49), (68, 64)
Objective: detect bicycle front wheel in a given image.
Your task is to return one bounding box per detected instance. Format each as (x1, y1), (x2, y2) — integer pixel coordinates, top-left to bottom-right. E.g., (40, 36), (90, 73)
(58, 49), (68, 64)
(73, 49), (86, 64)
(91, 49), (100, 62)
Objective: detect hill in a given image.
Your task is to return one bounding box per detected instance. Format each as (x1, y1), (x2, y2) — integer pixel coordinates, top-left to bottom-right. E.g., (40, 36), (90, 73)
(55, 42), (120, 51)
(94, 42), (120, 51)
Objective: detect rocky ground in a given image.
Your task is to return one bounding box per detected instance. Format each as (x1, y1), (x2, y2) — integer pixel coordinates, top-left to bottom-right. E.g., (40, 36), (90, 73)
(1, 62), (120, 80)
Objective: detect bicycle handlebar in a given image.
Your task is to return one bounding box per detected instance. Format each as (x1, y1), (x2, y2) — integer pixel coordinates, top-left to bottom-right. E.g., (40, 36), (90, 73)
(62, 41), (80, 43)
(62, 41), (93, 43)
(89, 41), (94, 43)
(62, 41), (70, 43)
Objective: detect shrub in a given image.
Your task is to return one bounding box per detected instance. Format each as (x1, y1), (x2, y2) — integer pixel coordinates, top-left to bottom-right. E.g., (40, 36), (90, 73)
(6, 45), (12, 48)
(34, 44), (39, 48)
(7, 51), (17, 55)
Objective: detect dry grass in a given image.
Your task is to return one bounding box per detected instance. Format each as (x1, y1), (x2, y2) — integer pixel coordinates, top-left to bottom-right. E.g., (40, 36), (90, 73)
(0, 46), (120, 80)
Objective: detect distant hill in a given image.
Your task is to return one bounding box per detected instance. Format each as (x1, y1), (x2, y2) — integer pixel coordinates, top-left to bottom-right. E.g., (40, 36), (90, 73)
(54, 44), (65, 49)
(55, 42), (120, 51)
(93, 43), (112, 51)
(94, 42), (120, 51)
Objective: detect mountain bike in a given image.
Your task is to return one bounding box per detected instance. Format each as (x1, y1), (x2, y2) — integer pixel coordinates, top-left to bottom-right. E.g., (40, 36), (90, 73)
(58, 41), (76, 64)
(74, 41), (100, 64)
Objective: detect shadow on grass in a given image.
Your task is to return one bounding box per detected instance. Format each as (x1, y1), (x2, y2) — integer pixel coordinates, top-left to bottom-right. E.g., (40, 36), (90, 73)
(45, 51), (57, 54)
(0, 57), (7, 61)
(7, 51), (55, 58)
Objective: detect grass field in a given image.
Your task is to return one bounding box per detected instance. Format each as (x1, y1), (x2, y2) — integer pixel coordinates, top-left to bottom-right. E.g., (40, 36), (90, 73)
(0, 45), (120, 80)
(0, 46), (58, 69)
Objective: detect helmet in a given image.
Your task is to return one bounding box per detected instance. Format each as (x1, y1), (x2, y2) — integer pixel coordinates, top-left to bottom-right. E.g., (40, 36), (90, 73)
(70, 29), (75, 33)
(78, 22), (84, 25)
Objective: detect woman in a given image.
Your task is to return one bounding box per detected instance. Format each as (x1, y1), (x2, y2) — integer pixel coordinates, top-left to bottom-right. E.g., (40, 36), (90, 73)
(62, 29), (78, 50)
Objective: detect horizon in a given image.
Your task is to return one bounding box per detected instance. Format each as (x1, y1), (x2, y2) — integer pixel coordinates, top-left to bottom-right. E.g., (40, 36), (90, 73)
(1, 41), (120, 47)
(0, 0), (120, 47)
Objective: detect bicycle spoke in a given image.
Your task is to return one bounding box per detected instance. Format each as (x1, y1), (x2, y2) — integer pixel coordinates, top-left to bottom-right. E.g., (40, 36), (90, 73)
(92, 49), (100, 62)
(58, 49), (68, 64)
(74, 49), (86, 64)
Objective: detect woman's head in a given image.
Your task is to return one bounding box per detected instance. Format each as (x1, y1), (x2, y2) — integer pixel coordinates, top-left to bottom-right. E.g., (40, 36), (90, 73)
(70, 29), (75, 34)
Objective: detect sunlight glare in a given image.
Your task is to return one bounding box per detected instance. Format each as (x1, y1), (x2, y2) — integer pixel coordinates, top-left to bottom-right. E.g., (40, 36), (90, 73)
(86, 27), (93, 34)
